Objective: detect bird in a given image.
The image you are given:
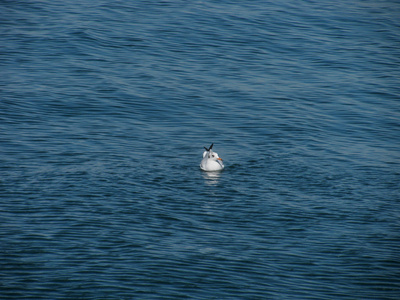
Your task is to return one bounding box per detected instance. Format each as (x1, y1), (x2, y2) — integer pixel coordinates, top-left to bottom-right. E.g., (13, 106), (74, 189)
(200, 143), (224, 171)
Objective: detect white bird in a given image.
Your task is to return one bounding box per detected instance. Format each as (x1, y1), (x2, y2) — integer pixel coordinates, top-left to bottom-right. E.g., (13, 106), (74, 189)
(200, 143), (224, 171)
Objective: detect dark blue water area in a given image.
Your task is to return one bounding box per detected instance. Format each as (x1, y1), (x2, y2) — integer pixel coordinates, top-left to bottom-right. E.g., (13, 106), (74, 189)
(1, 0), (400, 299)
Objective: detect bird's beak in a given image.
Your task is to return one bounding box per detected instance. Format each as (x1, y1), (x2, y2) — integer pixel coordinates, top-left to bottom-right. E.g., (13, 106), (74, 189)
(217, 157), (223, 161)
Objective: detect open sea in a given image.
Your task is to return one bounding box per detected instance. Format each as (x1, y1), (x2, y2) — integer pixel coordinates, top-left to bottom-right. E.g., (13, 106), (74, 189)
(1, 0), (400, 299)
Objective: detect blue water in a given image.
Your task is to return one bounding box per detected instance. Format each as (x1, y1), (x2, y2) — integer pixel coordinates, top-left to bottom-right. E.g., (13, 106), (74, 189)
(1, 0), (400, 298)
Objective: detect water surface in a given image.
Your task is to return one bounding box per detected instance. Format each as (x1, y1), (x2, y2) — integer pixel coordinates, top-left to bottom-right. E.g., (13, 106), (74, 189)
(1, 0), (400, 299)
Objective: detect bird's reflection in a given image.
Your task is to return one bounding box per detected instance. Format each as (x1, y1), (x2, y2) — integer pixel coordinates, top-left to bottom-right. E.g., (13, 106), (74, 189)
(202, 171), (222, 186)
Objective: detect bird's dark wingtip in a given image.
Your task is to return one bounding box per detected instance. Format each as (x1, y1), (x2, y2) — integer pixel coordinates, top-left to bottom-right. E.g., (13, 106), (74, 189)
(204, 143), (214, 152)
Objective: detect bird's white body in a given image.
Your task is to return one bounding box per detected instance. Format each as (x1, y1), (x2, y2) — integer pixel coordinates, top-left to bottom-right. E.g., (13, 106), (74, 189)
(200, 146), (224, 171)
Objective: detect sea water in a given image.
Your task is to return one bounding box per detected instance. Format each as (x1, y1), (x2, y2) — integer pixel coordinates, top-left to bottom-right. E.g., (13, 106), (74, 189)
(1, 0), (399, 298)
